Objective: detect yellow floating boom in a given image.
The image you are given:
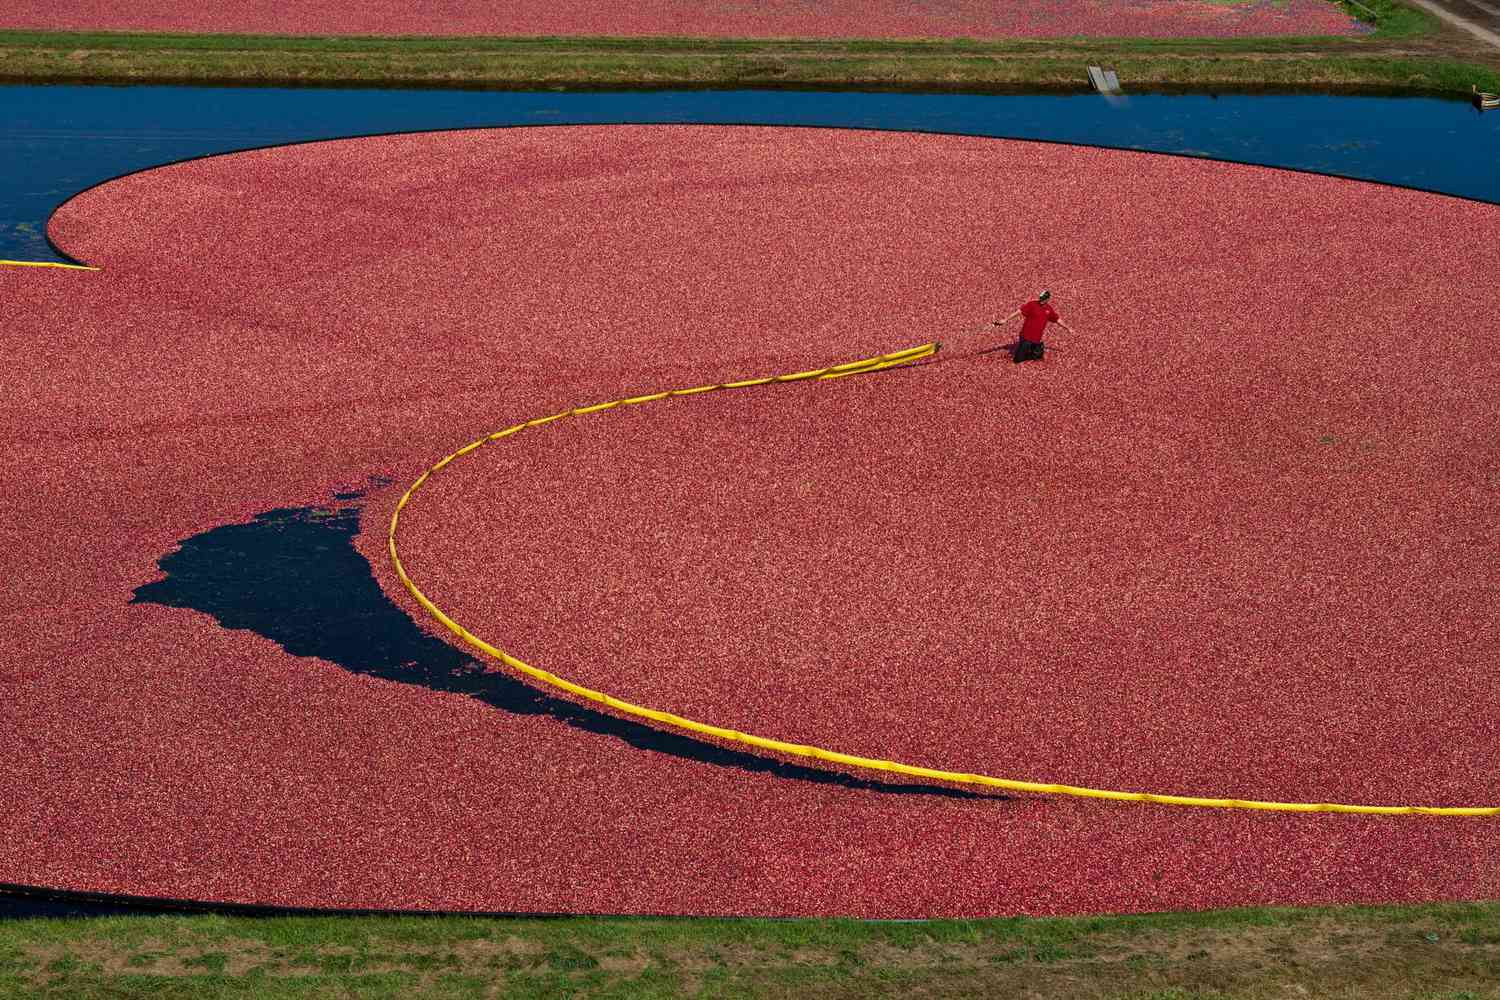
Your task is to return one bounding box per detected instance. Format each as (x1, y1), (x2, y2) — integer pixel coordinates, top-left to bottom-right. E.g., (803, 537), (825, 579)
(0, 259), (99, 271)
(389, 342), (1499, 817)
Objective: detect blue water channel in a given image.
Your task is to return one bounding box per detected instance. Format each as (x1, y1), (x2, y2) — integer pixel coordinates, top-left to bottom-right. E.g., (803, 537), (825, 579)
(3, 84), (1499, 262)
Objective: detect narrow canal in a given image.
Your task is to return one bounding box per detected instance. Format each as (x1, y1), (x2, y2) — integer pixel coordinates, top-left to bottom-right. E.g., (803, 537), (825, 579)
(4, 85), (1499, 262)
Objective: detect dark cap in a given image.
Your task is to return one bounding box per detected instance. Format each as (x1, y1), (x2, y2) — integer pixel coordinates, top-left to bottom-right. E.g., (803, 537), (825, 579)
(1038, 290), (1051, 302)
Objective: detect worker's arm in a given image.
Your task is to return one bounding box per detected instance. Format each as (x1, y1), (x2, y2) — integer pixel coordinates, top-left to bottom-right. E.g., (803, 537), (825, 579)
(994, 310), (1020, 326)
(1055, 319), (1074, 334)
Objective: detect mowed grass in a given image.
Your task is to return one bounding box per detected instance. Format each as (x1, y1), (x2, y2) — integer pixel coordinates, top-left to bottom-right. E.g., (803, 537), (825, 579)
(2, 0), (1498, 95)
(3, 899), (1500, 998)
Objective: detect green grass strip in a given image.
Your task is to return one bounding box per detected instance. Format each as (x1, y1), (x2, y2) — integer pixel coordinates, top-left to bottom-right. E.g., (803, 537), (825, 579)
(2, 899), (1499, 999)
(1, 43), (1495, 95)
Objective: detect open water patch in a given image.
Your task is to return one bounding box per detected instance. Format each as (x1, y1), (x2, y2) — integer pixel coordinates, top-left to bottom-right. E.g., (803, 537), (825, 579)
(130, 482), (990, 801)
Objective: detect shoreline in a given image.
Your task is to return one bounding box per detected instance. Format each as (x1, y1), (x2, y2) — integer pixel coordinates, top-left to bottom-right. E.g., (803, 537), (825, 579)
(2, 77), (1493, 99)
(4, 52), (1496, 97)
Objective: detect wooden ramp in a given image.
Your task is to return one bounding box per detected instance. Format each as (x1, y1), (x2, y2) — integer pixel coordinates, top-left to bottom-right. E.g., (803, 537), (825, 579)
(1088, 66), (1121, 93)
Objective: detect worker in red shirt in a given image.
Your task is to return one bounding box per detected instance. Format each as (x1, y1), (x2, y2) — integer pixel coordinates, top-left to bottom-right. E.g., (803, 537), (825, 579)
(995, 290), (1073, 363)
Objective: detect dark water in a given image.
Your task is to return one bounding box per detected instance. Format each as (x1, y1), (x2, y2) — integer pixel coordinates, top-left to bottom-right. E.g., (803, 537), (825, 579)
(0, 892), (164, 920)
(0, 884), (559, 919)
(3, 85), (1499, 261)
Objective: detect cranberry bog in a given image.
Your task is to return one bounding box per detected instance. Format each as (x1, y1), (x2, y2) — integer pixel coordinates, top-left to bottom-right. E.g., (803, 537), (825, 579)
(2, 125), (1497, 920)
(0, 0), (1370, 40)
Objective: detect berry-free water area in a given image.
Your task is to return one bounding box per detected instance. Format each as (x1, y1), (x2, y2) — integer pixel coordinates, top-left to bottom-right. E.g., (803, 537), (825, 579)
(2, 84), (1499, 262)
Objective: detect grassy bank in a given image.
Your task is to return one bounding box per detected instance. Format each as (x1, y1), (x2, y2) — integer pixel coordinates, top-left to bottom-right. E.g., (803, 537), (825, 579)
(2, 899), (1499, 998)
(2, 1), (1498, 95)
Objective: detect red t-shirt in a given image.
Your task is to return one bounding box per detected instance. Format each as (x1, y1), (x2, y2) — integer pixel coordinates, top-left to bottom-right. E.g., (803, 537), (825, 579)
(1019, 300), (1059, 342)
